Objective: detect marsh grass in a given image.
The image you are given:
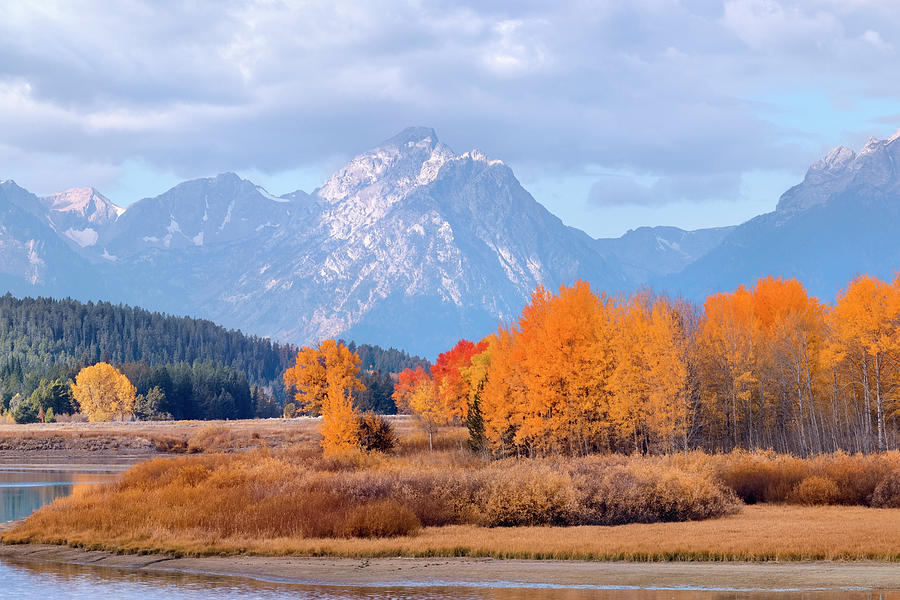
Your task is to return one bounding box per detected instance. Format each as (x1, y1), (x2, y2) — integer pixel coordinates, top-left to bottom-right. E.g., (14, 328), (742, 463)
(710, 449), (900, 506)
(3, 445), (740, 550)
(3, 420), (900, 561)
(6, 505), (899, 561)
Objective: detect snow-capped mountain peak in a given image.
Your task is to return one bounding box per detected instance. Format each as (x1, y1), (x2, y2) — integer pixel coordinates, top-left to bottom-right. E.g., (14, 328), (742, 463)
(317, 127), (454, 205)
(777, 128), (900, 212)
(889, 127), (900, 143)
(41, 187), (123, 224)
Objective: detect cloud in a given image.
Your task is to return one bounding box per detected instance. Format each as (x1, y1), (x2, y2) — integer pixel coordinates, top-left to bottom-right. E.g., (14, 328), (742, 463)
(589, 172), (743, 207)
(0, 0), (898, 209)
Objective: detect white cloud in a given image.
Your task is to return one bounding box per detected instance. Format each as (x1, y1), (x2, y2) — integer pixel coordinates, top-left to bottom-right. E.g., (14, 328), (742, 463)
(0, 0), (897, 221)
(860, 29), (893, 52)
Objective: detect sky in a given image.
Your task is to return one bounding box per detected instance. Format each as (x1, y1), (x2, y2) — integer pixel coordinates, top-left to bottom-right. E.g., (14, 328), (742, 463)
(2, 1), (900, 238)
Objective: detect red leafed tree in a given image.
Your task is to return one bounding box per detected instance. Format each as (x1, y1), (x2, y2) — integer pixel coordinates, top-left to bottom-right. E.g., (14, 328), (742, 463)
(431, 339), (489, 422)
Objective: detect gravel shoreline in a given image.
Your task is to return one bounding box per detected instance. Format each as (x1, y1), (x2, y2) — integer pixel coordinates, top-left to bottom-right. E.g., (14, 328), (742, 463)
(1, 543), (899, 591)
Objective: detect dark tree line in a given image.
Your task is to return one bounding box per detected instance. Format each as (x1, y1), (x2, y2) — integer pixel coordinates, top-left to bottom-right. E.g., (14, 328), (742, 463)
(0, 294), (429, 418)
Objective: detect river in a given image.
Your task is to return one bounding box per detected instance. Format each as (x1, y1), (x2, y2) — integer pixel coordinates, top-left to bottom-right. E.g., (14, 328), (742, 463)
(0, 463), (897, 599)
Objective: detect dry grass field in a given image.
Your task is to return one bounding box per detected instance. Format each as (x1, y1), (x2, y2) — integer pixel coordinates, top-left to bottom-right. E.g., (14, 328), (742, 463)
(2, 419), (899, 562)
(0, 417), (322, 456)
(6, 505), (899, 561)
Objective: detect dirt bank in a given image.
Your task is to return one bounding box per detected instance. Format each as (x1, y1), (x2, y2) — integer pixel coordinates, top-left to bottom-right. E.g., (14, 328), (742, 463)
(0, 418), (327, 459)
(1, 543), (898, 591)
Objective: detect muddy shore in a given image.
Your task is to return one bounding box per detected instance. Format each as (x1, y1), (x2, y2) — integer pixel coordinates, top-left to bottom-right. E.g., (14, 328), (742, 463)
(1, 543), (898, 591)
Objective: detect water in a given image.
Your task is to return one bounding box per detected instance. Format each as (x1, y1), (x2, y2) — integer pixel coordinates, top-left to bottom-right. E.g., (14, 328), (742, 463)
(0, 465), (120, 522)
(0, 464), (896, 599)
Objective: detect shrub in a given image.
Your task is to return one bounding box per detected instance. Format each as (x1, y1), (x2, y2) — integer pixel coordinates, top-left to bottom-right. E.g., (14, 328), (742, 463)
(8, 447), (745, 549)
(357, 413), (396, 453)
(343, 499), (421, 537)
(712, 450), (900, 507)
(478, 461), (577, 526)
(788, 476), (841, 505)
(871, 471), (900, 508)
(283, 402), (297, 418)
(572, 461), (740, 525)
(715, 451), (806, 504)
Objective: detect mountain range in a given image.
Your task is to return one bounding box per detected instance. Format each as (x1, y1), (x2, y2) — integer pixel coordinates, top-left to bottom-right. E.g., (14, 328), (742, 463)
(2, 126), (900, 357)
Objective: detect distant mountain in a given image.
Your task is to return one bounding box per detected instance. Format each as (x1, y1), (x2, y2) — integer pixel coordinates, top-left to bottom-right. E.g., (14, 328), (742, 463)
(665, 128), (900, 301)
(99, 173), (314, 260)
(15, 125), (900, 356)
(0, 180), (98, 298)
(595, 225), (735, 285)
(40, 187), (123, 252)
(98, 127), (628, 355)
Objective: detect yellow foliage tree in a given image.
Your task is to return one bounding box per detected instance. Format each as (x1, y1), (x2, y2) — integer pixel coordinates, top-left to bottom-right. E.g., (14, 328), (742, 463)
(392, 366), (446, 451)
(70, 363), (136, 422)
(827, 275), (900, 452)
(283, 339), (364, 415)
(320, 391), (361, 455)
(283, 339), (365, 453)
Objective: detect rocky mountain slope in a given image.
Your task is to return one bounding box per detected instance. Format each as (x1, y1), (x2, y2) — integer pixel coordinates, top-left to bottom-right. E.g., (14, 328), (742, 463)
(664, 128), (900, 301)
(98, 128), (630, 355)
(10, 126), (896, 355)
(0, 180), (97, 298)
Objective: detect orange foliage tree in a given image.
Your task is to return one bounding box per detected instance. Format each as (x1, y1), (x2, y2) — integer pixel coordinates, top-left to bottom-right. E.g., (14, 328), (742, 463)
(427, 273), (900, 457)
(283, 339), (364, 453)
(431, 338), (489, 422)
(392, 365), (444, 450)
(826, 275), (900, 452)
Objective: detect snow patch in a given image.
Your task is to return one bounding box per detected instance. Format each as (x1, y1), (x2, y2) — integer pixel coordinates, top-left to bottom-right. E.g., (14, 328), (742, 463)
(257, 186), (289, 203)
(163, 216), (183, 248)
(656, 236), (686, 255)
(459, 149), (503, 166)
(64, 227), (99, 247)
(219, 200), (234, 232)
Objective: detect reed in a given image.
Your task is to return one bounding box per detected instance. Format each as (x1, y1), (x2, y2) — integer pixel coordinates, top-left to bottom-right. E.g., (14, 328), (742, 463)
(3, 446), (740, 549)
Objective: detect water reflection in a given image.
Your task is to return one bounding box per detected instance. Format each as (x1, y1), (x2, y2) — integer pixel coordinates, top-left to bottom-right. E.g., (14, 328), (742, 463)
(3, 557), (898, 600)
(0, 465), (897, 599)
(0, 467), (118, 522)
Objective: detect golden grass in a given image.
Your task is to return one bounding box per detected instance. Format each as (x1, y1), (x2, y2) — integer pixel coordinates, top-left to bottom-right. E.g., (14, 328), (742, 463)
(3, 420), (900, 562)
(0, 416), (436, 456)
(6, 505), (899, 561)
(2, 447), (741, 552)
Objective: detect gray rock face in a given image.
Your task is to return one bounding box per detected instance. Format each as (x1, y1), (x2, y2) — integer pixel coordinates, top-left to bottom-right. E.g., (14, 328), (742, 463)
(595, 225), (735, 284)
(39, 187), (123, 252)
(152, 129), (628, 355)
(667, 127), (900, 301)
(0, 181), (97, 297)
(778, 128), (900, 213)
(99, 172), (314, 261)
(0, 127), (751, 356)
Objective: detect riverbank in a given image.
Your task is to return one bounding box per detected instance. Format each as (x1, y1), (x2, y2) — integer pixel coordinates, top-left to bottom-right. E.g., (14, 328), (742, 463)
(5, 505), (900, 562)
(0, 418), (327, 459)
(2, 543), (899, 591)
